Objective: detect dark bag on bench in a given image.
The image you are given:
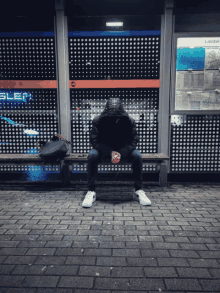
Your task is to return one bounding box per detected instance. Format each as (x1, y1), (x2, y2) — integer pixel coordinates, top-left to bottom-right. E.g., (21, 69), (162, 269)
(37, 134), (72, 168)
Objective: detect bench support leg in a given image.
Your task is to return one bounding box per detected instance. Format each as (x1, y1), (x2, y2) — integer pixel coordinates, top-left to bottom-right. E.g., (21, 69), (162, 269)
(159, 161), (167, 187)
(61, 161), (70, 186)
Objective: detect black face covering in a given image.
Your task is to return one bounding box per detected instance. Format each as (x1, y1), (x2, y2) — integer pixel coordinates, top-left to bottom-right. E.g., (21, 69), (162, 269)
(98, 97), (130, 130)
(108, 116), (120, 123)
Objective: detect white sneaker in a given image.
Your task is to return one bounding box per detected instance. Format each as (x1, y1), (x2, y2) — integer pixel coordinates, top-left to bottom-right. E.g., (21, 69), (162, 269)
(82, 191), (96, 208)
(133, 190), (151, 206)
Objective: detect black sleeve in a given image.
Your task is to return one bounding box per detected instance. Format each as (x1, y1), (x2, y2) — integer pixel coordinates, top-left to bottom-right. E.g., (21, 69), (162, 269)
(118, 118), (140, 158)
(89, 117), (112, 151)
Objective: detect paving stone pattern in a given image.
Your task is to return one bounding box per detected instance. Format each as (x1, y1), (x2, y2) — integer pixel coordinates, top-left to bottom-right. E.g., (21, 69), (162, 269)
(0, 183), (219, 292)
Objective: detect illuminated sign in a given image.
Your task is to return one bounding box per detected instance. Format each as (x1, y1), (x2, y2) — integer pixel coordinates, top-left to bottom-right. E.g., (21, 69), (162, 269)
(0, 115), (39, 137)
(0, 90), (32, 102)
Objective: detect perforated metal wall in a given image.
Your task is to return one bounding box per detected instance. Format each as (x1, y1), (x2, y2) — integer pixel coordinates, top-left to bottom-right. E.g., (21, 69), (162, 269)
(170, 114), (220, 173)
(0, 35), (58, 174)
(69, 34), (160, 173)
(0, 38), (56, 80)
(69, 36), (160, 80)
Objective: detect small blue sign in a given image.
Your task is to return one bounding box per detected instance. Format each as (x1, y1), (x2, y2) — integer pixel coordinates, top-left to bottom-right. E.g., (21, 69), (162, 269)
(176, 48), (205, 71)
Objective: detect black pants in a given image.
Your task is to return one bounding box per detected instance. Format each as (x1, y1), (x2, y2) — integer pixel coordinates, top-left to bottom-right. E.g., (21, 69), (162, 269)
(87, 148), (143, 191)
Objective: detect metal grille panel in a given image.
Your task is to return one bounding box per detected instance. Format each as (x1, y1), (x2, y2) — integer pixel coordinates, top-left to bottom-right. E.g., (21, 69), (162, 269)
(69, 36), (160, 80)
(69, 33), (160, 173)
(0, 37), (56, 79)
(170, 114), (220, 173)
(0, 34), (58, 174)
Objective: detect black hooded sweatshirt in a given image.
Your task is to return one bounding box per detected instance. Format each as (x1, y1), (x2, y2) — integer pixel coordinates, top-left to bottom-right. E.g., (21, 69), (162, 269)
(89, 97), (140, 159)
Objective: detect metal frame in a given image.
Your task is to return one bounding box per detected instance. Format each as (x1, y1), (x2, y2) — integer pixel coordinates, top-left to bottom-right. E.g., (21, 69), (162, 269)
(158, 0), (174, 174)
(54, 0), (172, 171)
(171, 31), (220, 115)
(54, 0), (71, 155)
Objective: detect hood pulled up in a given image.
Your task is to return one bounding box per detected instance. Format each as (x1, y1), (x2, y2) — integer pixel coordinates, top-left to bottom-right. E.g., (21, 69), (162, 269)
(99, 97), (129, 121)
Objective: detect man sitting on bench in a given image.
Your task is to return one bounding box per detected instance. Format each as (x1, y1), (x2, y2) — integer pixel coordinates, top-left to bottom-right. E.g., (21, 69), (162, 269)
(82, 97), (152, 208)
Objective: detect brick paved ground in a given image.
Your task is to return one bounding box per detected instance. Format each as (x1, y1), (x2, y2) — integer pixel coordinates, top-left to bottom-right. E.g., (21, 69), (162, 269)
(0, 182), (220, 292)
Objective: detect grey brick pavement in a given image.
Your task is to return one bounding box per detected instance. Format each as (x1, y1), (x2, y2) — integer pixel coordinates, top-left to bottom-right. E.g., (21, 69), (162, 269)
(0, 183), (220, 292)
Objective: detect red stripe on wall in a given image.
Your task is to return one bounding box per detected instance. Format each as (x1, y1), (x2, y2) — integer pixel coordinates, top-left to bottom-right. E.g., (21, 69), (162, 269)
(0, 80), (57, 89)
(0, 80), (160, 89)
(69, 79), (160, 89)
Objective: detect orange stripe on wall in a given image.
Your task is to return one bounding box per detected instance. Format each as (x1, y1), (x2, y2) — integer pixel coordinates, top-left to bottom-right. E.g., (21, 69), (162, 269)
(69, 79), (160, 89)
(0, 80), (159, 89)
(0, 80), (57, 89)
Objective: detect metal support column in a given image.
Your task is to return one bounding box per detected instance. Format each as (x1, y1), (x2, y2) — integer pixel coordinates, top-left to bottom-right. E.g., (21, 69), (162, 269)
(54, 0), (71, 154)
(158, 0), (174, 174)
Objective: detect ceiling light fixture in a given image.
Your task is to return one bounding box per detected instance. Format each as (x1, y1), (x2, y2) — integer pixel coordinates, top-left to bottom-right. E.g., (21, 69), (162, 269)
(106, 21), (123, 27)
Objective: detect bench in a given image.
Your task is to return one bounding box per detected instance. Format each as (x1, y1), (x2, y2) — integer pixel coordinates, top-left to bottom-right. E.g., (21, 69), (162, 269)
(0, 153), (169, 187)
(62, 153), (169, 187)
(0, 154), (64, 184)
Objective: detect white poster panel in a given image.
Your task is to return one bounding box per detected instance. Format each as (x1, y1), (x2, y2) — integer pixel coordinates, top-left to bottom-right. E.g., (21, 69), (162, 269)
(175, 37), (220, 111)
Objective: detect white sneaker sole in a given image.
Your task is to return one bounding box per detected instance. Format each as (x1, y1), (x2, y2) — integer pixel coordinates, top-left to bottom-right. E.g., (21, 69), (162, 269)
(133, 193), (151, 206)
(82, 196), (96, 208)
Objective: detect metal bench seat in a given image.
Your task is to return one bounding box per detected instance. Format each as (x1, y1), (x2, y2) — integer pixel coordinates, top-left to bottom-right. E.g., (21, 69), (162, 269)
(0, 153), (169, 187)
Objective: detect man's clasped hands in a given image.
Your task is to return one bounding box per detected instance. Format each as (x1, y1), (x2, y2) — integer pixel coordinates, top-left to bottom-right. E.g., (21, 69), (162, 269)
(111, 151), (121, 164)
